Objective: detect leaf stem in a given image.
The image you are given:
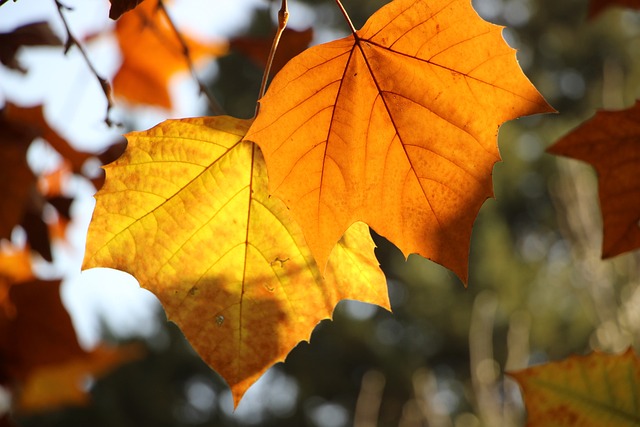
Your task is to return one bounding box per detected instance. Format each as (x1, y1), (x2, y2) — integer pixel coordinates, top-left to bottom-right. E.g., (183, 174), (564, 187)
(334, 0), (357, 35)
(256, 0), (289, 116)
(54, 0), (118, 127)
(156, 0), (225, 116)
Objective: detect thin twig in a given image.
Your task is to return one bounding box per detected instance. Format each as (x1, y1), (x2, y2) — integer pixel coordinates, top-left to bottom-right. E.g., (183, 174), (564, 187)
(156, 0), (224, 116)
(334, 0), (357, 35)
(255, 0), (289, 116)
(0, 0), (17, 7)
(54, 0), (118, 127)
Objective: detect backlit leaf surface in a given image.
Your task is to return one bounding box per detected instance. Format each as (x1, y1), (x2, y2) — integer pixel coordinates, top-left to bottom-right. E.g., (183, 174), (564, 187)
(246, 0), (553, 283)
(83, 116), (389, 405)
(511, 349), (640, 426)
(548, 102), (640, 257)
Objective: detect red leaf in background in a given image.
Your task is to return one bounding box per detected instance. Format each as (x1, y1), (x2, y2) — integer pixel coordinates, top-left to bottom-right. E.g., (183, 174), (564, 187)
(0, 103), (93, 259)
(0, 22), (61, 73)
(108, 0), (146, 20)
(0, 106), (38, 241)
(0, 280), (85, 383)
(589, 0), (640, 17)
(231, 28), (313, 78)
(548, 102), (640, 258)
(3, 104), (92, 174)
(0, 275), (142, 414)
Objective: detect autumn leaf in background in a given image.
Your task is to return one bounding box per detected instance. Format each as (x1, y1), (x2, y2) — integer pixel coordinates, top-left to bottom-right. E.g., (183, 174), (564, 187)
(0, 252), (142, 415)
(0, 25), (142, 420)
(511, 349), (640, 426)
(2, 104), (94, 174)
(0, 101), (137, 422)
(112, 0), (227, 109)
(37, 165), (74, 243)
(0, 103), (91, 261)
(0, 107), (37, 244)
(0, 247), (32, 318)
(83, 116), (389, 405)
(231, 28), (313, 78)
(0, 101), (127, 263)
(108, 0), (146, 20)
(246, 0), (554, 283)
(0, 21), (61, 73)
(589, 0), (640, 17)
(548, 102), (640, 258)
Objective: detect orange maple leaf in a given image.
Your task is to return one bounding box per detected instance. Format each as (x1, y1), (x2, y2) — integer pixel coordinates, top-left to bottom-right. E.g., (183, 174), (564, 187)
(589, 0), (640, 17)
(246, 0), (554, 283)
(112, 0), (228, 109)
(83, 116), (389, 405)
(548, 102), (640, 258)
(511, 349), (640, 426)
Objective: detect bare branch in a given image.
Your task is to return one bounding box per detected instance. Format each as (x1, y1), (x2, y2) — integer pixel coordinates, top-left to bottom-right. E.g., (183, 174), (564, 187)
(156, 0), (225, 116)
(54, 0), (118, 127)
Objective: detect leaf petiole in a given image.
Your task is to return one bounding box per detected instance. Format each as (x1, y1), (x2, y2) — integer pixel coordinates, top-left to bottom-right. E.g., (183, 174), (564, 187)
(256, 0), (289, 115)
(334, 0), (357, 35)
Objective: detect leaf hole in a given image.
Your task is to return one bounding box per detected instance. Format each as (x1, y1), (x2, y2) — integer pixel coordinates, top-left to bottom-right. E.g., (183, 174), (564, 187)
(270, 257), (289, 268)
(215, 315), (224, 326)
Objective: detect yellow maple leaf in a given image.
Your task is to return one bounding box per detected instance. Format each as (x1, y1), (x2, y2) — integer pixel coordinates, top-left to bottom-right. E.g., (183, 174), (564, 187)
(510, 349), (640, 426)
(83, 116), (389, 405)
(246, 0), (554, 283)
